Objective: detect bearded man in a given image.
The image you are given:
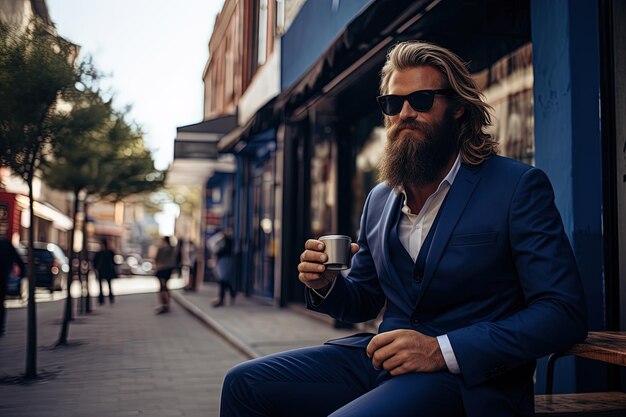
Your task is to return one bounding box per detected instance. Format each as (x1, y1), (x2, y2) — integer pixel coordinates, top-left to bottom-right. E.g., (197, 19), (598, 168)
(220, 41), (587, 417)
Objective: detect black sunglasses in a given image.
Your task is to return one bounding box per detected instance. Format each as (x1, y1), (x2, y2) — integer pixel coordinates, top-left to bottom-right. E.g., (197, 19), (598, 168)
(376, 89), (454, 116)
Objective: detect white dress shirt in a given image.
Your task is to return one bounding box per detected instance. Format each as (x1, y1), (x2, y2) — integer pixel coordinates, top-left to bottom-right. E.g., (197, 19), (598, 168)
(312, 154), (462, 374)
(398, 154), (461, 374)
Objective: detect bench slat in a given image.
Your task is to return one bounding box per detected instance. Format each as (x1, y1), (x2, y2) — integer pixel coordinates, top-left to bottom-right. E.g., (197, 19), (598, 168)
(535, 392), (626, 416)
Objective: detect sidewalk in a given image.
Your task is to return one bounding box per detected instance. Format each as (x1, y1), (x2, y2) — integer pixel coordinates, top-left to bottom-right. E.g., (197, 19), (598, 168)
(0, 282), (360, 416)
(0, 292), (245, 417)
(171, 283), (357, 358)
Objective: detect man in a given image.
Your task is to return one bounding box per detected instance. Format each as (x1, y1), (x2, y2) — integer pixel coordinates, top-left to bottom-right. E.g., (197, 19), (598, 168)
(93, 239), (116, 305)
(212, 229), (236, 307)
(154, 236), (177, 314)
(220, 41), (587, 416)
(0, 238), (25, 336)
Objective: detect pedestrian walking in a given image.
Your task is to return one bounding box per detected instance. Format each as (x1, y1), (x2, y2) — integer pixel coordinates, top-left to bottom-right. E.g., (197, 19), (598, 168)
(212, 229), (235, 308)
(93, 238), (116, 305)
(154, 236), (177, 314)
(0, 238), (25, 336)
(220, 41), (587, 416)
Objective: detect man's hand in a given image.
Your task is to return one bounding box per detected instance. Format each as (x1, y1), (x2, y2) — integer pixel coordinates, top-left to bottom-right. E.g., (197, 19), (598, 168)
(297, 239), (359, 292)
(366, 329), (446, 376)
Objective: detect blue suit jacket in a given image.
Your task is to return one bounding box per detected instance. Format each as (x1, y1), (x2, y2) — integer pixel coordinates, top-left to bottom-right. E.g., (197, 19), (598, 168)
(308, 155), (588, 388)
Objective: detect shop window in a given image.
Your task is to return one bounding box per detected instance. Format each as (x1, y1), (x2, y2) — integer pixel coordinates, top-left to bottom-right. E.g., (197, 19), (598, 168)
(480, 43), (535, 165)
(352, 127), (386, 235)
(310, 139), (334, 237)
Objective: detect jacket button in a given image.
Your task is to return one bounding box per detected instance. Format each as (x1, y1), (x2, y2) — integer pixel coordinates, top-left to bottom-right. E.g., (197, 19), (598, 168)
(411, 318), (420, 326)
(414, 274), (421, 283)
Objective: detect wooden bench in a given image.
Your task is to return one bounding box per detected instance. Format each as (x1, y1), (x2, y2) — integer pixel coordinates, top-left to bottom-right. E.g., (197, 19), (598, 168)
(535, 392), (626, 416)
(535, 332), (626, 416)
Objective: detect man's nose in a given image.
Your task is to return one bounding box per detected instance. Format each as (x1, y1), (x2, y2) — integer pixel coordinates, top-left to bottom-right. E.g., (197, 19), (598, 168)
(398, 99), (419, 120)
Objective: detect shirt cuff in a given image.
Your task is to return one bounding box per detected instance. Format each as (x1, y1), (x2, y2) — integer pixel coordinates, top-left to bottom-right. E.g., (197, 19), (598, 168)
(310, 276), (337, 299)
(436, 334), (461, 374)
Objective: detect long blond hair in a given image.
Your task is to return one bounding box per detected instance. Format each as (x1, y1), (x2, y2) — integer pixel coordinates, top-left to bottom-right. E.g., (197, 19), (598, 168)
(380, 41), (498, 165)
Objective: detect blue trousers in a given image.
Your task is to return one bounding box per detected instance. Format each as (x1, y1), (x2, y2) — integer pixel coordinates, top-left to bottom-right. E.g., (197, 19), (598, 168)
(220, 343), (534, 416)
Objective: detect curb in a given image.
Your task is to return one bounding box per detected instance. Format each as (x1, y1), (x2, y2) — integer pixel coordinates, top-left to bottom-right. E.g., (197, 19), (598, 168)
(170, 291), (261, 360)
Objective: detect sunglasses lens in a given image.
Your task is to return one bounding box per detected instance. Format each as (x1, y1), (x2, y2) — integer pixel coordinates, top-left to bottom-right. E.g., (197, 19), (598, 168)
(407, 91), (434, 112)
(377, 96), (402, 116)
(377, 91), (437, 115)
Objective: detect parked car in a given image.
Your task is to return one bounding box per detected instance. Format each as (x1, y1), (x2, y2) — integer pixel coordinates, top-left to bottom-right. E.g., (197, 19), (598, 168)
(17, 242), (70, 293)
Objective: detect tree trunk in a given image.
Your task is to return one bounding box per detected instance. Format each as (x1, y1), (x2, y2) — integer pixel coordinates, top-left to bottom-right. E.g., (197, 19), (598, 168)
(25, 175), (37, 378)
(83, 200), (92, 313)
(57, 190), (79, 345)
(78, 214), (84, 315)
(77, 196), (84, 315)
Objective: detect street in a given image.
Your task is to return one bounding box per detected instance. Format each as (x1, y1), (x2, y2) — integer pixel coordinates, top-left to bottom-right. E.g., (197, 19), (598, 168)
(4, 274), (186, 309)
(0, 286), (245, 417)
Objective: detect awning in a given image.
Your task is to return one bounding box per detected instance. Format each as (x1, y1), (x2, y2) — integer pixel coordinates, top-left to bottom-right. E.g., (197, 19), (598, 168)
(174, 114), (238, 159)
(218, 97), (279, 153)
(16, 194), (73, 231)
(170, 114), (238, 185)
(166, 157), (236, 187)
(278, 0), (531, 116)
(176, 114), (237, 135)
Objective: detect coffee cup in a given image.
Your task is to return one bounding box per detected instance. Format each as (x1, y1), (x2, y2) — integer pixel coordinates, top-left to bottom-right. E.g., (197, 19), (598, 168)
(319, 235), (352, 271)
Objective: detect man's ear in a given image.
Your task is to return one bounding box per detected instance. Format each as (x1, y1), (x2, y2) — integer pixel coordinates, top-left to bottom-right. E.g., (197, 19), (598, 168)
(453, 105), (465, 120)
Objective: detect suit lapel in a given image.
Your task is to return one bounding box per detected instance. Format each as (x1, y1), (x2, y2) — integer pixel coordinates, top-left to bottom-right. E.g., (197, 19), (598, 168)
(380, 190), (403, 284)
(414, 164), (481, 306)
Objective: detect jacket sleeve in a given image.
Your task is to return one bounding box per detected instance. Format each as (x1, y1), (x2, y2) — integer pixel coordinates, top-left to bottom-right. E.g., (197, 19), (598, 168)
(306, 187), (386, 323)
(447, 167), (588, 387)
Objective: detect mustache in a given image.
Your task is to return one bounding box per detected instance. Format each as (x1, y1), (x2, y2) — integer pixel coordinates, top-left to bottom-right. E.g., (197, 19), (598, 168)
(387, 119), (431, 140)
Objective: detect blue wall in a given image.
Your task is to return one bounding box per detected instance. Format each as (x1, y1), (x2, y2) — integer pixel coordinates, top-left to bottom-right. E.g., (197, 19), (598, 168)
(281, 0), (372, 91)
(531, 0), (604, 394)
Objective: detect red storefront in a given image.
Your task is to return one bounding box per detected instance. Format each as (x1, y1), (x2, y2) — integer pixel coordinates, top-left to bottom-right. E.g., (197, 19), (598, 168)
(0, 191), (21, 241)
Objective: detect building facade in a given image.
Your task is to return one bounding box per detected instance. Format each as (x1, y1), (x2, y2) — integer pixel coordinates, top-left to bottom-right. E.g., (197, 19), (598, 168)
(202, 0), (625, 394)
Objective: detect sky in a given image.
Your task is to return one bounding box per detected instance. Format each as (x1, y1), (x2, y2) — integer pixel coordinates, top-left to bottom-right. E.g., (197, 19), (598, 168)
(46, 0), (226, 171)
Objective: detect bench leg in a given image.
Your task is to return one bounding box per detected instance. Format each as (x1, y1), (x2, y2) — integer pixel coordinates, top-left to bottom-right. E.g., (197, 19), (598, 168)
(545, 352), (567, 395)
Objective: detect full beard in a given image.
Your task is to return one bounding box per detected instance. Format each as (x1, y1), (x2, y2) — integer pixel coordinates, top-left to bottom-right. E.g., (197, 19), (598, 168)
(378, 109), (460, 189)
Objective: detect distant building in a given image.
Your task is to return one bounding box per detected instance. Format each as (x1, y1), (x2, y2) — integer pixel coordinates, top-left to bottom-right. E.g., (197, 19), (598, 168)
(0, 0), (52, 31)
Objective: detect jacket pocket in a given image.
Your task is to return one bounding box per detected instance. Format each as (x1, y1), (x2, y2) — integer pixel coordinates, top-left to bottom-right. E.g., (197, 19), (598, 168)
(449, 232), (498, 246)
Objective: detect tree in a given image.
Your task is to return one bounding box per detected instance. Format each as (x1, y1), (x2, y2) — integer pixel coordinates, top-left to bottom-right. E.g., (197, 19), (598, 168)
(43, 87), (113, 345)
(45, 94), (164, 345)
(0, 18), (85, 378)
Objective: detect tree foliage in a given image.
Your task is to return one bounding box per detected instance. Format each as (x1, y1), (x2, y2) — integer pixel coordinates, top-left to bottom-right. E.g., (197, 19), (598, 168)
(43, 88), (113, 192)
(0, 18), (84, 181)
(96, 114), (165, 201)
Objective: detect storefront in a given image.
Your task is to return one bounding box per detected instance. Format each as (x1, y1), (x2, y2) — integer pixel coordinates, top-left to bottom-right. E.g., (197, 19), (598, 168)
(170, 115), (238, 284)
(204, 171), (235, 281)
(220, 122), (278, 298)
